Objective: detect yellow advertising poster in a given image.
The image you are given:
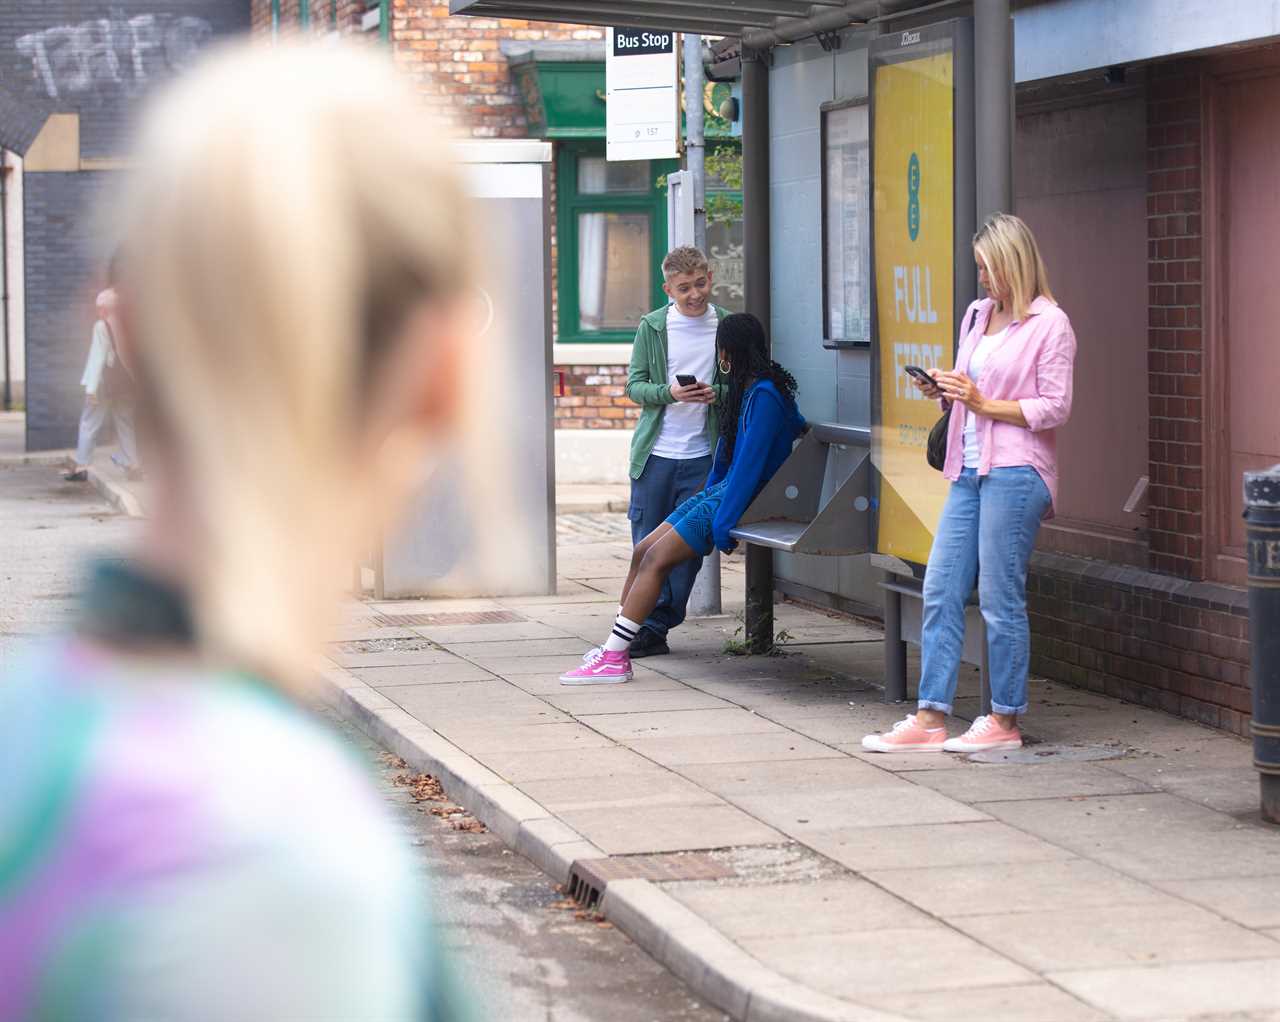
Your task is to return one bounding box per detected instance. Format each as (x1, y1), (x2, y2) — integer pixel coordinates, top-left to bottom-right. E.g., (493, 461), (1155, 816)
(873, 50), (955, 564)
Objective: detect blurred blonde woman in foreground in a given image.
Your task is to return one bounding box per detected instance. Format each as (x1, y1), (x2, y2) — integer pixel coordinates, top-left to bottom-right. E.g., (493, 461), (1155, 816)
(0, 44), (478, 1020)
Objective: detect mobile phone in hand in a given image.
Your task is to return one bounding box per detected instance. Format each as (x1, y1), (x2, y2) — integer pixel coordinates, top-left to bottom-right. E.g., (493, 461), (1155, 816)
(903, 365), (937, 387)
(675, 374), (698, 387)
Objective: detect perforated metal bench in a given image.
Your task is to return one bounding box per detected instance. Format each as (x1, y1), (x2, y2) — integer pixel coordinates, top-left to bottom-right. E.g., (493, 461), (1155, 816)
(729, 422), (873, 555)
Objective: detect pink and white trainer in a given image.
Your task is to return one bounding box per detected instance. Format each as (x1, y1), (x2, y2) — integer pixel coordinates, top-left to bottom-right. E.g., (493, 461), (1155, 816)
(942, 714), (1022, 753)
(560, 648), (632, 686)
(860, 715), (947, 753)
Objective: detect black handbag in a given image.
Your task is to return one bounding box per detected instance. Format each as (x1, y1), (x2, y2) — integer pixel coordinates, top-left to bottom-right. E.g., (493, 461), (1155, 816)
(925, 306), (979, 472)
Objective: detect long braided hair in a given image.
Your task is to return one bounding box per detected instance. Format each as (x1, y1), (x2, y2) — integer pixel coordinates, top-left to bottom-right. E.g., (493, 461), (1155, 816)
(715, 312), (798, 464)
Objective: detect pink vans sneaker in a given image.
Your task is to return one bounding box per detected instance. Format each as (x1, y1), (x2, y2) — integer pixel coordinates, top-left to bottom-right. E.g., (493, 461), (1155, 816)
(560, 649), (632, 685)
(942, 714), (1022, 753)
(861, 715), (947, 753)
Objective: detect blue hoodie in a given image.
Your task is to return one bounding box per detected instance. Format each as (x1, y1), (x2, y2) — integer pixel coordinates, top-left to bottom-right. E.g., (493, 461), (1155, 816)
(706, 379), (807, 552)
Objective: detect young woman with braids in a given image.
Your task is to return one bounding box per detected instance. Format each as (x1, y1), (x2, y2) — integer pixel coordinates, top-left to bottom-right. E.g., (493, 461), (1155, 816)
(562, 312), (806, 684)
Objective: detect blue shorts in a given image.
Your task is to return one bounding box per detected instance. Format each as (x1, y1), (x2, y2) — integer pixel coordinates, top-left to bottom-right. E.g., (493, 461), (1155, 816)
(664, 480), (728, 557)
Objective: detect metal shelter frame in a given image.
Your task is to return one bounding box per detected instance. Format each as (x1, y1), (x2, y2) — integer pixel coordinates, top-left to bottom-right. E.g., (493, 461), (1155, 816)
(451, 0), (1015, 652)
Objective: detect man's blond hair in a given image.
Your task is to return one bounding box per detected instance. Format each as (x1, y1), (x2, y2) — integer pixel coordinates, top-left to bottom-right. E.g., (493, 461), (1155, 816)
(662, 245), (709, 280)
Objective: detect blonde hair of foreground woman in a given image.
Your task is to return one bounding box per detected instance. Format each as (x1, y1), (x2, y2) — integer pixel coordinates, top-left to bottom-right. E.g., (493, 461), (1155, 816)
(110, 41), (488, 691)
(972, 212), (1055, 322)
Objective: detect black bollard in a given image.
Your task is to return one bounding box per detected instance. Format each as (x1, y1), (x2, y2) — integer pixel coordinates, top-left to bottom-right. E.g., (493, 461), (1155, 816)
(1244, 464), (1280, 824)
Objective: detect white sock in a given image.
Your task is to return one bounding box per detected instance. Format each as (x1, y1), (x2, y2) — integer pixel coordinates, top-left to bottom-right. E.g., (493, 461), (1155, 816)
(605, 614), (642, 653)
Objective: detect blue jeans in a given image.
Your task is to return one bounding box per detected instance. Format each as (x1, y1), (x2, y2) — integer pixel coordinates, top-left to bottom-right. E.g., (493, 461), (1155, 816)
(629, 453), (712, 637)
(918, 466), (1051, 717)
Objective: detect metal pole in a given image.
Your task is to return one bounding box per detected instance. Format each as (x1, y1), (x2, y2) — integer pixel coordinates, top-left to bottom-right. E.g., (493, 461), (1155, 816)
(974, 0), (1014, 221)
(1, 152), (10, 411)
(883, 577), (907, 702)
(1244, 464), (1280, 825)
(684, 34), (722, 617)
(742, 48), (773, 654)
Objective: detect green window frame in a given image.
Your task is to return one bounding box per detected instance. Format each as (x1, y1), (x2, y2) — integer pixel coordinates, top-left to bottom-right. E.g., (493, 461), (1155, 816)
(556, 143), (678, 345)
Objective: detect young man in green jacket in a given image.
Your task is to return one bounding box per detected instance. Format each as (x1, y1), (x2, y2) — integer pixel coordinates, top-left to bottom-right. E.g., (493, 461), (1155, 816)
(623, 246), (729, 657)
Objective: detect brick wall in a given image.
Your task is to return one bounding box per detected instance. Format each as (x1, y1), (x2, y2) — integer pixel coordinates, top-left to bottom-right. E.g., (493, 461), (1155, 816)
(1029, 555), (1251, 735)
(2, 1), (249, 449)
(1145, 62), (1206, 580)
(554, 364), (637, 430)
(1024, 57), (1255, 737)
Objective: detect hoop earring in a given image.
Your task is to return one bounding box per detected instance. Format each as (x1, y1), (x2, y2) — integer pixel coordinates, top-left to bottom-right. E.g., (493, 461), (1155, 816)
(718, 358), (731, 375)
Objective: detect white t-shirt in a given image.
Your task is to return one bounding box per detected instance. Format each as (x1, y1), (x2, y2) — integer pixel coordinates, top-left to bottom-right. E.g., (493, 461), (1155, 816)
(651, 305), (719, 460)
(962, 325), (1008, 468)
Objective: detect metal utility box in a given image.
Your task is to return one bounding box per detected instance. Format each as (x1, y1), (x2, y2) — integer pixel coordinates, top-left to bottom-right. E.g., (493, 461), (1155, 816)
(375, 140), (556, 599)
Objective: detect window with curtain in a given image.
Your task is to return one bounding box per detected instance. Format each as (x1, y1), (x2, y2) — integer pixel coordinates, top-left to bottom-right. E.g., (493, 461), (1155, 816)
(557, 146), (674, 344)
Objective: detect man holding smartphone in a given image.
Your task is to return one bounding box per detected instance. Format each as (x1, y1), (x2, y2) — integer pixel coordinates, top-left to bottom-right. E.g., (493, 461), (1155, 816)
(621, 246), (729, 657)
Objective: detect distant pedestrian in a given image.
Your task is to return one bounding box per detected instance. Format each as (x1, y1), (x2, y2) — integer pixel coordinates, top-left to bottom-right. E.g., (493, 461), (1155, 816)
(63, 262), (139, 482)
(623, 246), (730, 658)
(862, 213), (1077, 753)
(563, 313), (805, 685)
(1, 43), (475, 1020)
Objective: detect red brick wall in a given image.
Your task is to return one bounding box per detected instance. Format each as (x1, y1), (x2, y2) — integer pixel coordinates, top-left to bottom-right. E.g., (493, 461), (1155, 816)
(1146, 62), (1206, 580)
(554, 364), (638, 430)
(389, 4), (603, 139)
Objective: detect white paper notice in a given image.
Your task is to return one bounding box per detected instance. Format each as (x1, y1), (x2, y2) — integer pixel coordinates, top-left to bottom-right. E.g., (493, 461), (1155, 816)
(605, 27), (680, 161)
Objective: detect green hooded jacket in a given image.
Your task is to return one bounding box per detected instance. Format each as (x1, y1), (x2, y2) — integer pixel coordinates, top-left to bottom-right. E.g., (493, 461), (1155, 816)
(625, 303), (731, 480)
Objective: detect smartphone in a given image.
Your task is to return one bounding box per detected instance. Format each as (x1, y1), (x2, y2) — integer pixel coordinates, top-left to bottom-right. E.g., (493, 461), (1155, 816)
(675, 374), (698, 387)
(903, 365), (936, 387)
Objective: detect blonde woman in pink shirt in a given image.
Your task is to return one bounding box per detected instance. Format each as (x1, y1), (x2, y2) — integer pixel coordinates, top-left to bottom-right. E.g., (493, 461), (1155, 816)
(864, 213), (1077, 754)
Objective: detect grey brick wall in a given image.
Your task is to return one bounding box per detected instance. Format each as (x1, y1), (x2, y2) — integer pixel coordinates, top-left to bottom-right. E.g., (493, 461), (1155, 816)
(23, 171), (110, 451)
(2, 2), (249, 448)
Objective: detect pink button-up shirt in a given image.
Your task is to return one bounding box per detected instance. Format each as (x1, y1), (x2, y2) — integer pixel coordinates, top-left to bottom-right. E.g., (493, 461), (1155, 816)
(942, 295), (1077, 516)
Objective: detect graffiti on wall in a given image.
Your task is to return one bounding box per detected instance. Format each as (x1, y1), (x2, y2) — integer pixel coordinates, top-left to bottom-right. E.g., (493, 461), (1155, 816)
(15, 9), (212, 100)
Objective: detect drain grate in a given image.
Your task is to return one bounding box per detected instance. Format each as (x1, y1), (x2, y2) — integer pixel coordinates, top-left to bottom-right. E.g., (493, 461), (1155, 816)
(376, 610), (526, 627)
(567, 853), (737, 910)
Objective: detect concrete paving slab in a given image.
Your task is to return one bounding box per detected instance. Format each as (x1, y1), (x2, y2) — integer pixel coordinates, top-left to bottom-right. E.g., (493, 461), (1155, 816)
(765, 710), (908, 746)
(463, 653), (596, 676)
(980, 793), (1280, 880)
(739, 927), (1035, 999)
(803, 820), (1076, 872)
(1156, 874), (1280, 930)
(731, 786), (988, 835)
(495, 583), (616, 605)
(329, 624), (421, 641)
(909, 762), (1157, 803)
(954, 900), (1280, 972)
(863, 983), (1108, 1022)
(626, 732), (845, 767)
(839, 747), (976, 771)
(1101, 761), (1262, 815)
(557, 803), (788, 855)
(545, 688), (736, 716)
(370, 598), (505, 614)
(865, 858), (1176, 917)
(676, 756), (901, 797)
(470, 745), (671, 784)
(1046, 957), (1280, 1019)
(519, 771), (721, 813)
(417, 621), (575, 644)
(581, 708), (788, 742)
(445, 637), (595, 658)
(388, 703), (571, 729)
(348, 662), (497, 687)
(427, 722), (616, 753)
(375, 678), (538, 709)
(503, 667), (685, 696)
(327, 648), (457, 669)
(670, 878), (933, 940)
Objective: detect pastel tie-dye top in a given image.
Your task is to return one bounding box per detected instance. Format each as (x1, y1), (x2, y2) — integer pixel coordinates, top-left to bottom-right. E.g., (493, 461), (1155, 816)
(0, 567), (465, 1021)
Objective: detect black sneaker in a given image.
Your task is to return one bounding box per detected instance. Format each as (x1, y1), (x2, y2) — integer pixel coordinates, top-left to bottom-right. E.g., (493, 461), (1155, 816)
(62, 468), (88, 483)
(629, 628), (670, 658)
